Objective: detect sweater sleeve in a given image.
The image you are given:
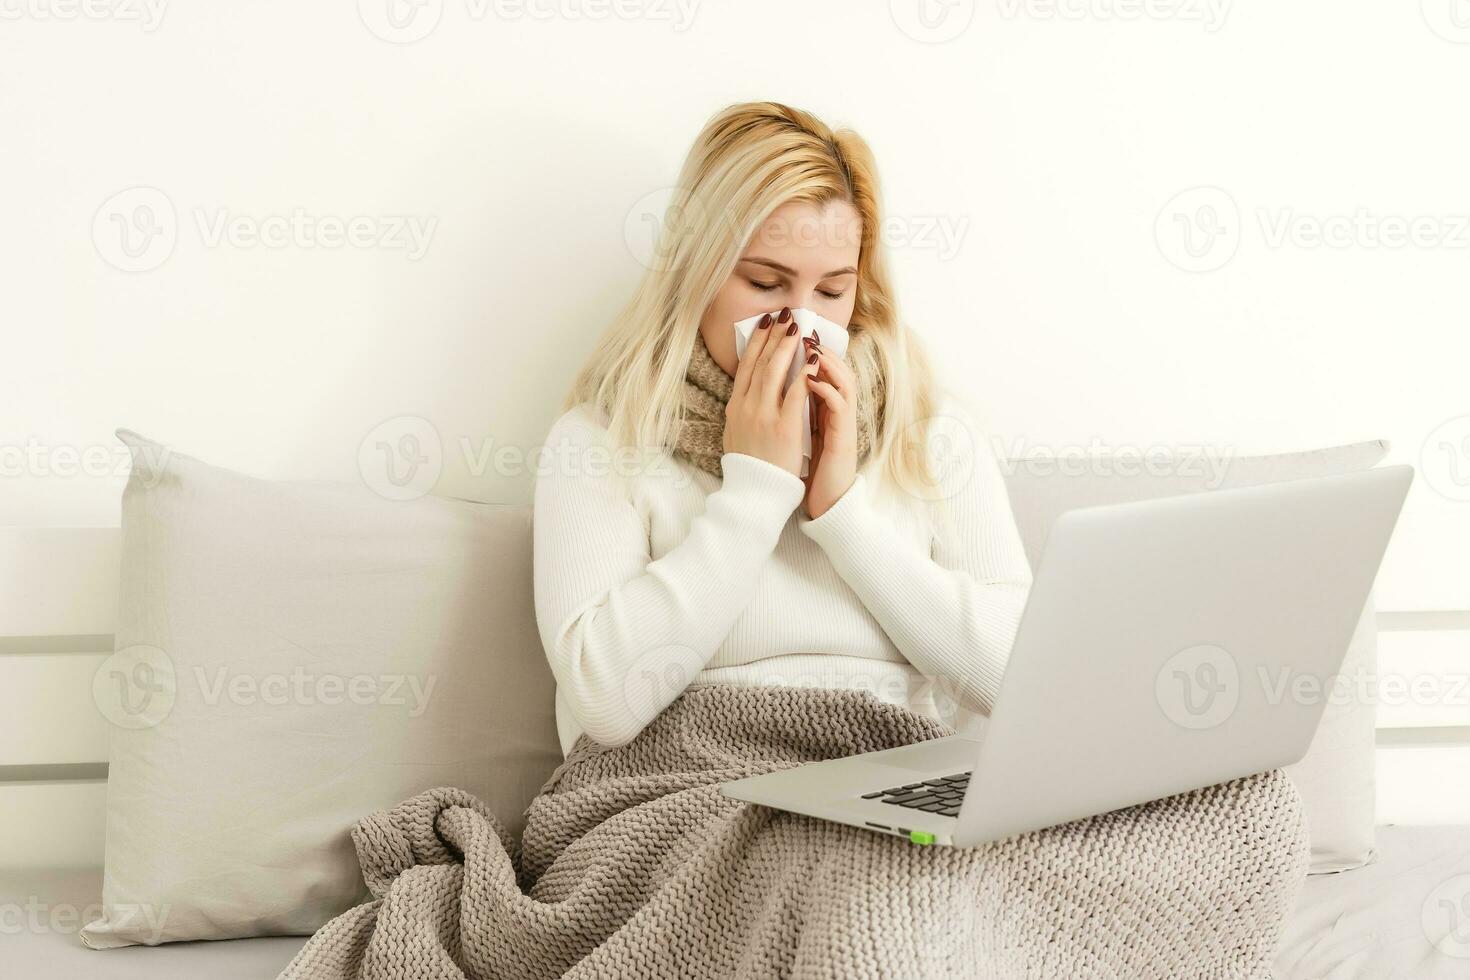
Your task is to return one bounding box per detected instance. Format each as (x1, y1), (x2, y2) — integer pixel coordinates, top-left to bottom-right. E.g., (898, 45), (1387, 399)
(796, 400), (1032, 717)
(532, 408), (806, 748)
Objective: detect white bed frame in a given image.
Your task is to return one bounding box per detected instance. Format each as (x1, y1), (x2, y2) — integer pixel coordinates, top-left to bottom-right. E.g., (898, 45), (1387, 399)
(3, 526), (1468, 869)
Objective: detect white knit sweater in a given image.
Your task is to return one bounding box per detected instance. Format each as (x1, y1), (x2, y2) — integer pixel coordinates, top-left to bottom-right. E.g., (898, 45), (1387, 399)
(532, 396), (1034, 756)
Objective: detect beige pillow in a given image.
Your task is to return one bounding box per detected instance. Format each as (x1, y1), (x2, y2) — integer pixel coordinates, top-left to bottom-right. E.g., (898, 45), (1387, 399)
(999, 440), (1388, 874)
(81, 430), (562, 948)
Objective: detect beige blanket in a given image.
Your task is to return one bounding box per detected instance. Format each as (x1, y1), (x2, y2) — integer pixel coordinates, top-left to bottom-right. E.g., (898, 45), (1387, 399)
(278, 686), (1309, 979)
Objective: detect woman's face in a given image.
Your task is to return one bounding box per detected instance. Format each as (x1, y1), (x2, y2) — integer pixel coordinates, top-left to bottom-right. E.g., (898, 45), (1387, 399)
(698, 198), (862, 377)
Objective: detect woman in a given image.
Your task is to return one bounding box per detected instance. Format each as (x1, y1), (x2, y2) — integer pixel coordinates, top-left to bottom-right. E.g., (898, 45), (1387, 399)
(535, 101), (1034, 756)
(282, 103), (1309, 980)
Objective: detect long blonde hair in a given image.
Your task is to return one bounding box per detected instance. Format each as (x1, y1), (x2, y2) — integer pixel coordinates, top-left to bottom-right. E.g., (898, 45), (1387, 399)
(564, 100), (940, 494)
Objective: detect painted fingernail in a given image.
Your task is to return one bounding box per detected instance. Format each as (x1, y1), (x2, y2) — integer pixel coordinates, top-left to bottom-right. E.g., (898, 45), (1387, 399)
(812, 329), (820, 344)
(807, 352), (818, 365)
(758, 313), (772, 329)
(783, 322), (795, 336)
(777, 307), (792, 323)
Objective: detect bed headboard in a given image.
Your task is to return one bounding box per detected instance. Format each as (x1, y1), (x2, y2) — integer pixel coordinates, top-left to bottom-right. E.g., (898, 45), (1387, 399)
(2, 527), (1467, 868)
(1, 527), (117, 869)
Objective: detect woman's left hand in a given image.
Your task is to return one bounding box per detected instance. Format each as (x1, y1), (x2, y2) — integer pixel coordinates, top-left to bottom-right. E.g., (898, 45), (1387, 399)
(800, 335), (859, 520)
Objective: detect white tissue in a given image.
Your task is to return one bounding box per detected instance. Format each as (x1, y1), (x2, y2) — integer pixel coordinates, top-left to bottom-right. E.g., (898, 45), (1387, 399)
(732, 308), (850, 479)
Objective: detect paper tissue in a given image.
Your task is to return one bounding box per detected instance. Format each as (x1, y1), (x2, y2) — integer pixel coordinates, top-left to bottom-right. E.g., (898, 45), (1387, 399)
(732, 308), (850, 479)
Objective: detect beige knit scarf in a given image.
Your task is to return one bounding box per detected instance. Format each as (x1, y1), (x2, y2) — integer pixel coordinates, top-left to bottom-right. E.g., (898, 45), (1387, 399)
(674, 327), (884, 478)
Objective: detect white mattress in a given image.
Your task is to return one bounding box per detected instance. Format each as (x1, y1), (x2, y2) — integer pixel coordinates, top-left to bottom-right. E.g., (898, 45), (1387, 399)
(5, 826), (1470, 978)
(1273, 825), (1470, 979)
(0, 866), (307, 980)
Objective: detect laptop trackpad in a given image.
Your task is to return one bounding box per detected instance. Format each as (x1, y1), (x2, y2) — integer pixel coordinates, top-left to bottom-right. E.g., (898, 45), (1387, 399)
(868, 739), (977, 774)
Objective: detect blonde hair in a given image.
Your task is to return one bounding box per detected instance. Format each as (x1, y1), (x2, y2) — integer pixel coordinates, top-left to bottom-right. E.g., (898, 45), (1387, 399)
(564, 100), (940, 494)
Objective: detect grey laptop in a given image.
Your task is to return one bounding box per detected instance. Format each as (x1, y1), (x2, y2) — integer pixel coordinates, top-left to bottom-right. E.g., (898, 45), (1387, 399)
(721, 465), (1412, 846)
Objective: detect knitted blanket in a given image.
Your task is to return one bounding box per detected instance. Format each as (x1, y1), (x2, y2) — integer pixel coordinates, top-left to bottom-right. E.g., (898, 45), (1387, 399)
(277, 686), (1309, 980)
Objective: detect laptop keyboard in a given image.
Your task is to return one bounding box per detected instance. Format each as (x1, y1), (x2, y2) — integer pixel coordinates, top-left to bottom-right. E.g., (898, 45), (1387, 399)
(862, 771), (971, 817)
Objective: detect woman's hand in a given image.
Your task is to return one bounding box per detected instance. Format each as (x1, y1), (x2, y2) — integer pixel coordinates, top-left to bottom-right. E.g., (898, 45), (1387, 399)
(801, 332), (859, 519)
(724, 307), (821, 479)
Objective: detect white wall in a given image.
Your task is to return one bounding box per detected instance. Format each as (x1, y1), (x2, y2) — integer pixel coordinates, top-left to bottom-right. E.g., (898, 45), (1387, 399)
(3, 0), (1468, 616)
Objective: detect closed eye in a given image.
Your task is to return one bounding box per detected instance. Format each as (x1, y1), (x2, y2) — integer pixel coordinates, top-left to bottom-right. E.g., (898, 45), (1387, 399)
(749, 279), (845, 300)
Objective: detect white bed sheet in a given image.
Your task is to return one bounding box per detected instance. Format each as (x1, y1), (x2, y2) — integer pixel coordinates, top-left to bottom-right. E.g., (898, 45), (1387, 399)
(7, 827), (1470, 979)
(0, 866), (306, 980)
(1273, 825), (1470, 980)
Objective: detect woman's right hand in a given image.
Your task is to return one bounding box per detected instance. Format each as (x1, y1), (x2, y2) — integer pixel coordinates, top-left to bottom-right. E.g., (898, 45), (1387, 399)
(723, 306), (820, 479)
